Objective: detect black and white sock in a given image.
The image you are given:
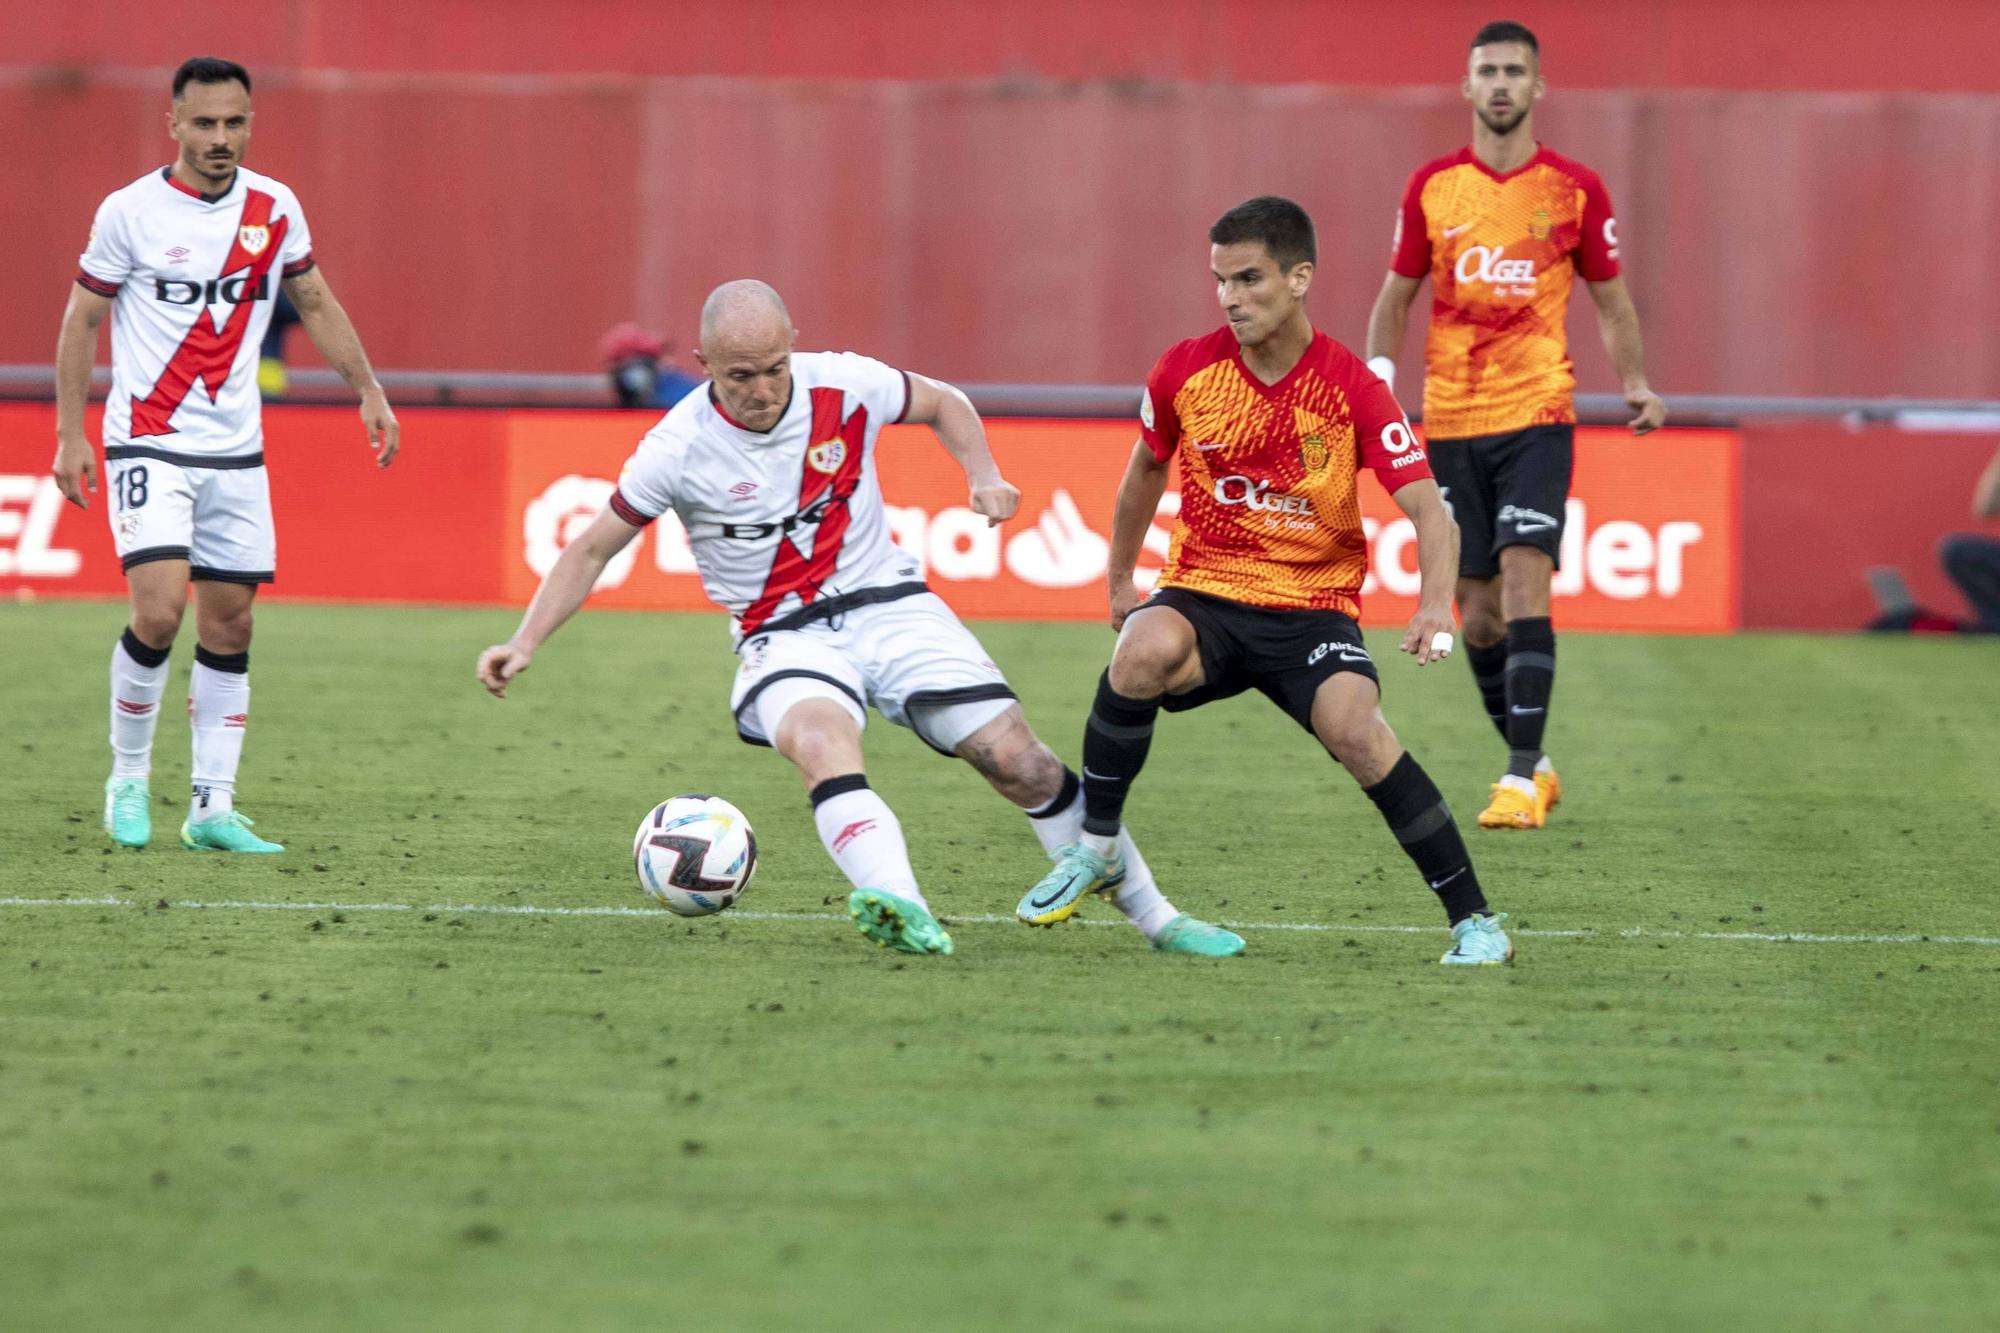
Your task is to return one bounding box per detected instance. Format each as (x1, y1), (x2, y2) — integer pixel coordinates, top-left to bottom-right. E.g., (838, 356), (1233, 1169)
(189, 644), (249, 818)
(1079, 672), (1161, 852)
(1503, 616), (1556, 782)
(109, 628), (170, 780)
(1363, 752), (1489, 925)
(1025, 768), (1179, 939)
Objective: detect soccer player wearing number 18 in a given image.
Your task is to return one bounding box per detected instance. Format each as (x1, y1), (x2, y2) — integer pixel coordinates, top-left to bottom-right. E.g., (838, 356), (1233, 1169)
(52, 57), (400, 853)
(1366, 21), (1668, 831)
(1019, 198), (1512, 966)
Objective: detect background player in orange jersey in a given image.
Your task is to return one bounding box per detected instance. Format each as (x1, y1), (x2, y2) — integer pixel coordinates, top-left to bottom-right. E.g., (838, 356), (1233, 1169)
(1018, 196), (1513, 966)
(1365, 20), (1668, 831)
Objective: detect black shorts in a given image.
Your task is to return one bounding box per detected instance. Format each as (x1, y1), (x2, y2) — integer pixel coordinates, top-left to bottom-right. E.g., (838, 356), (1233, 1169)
(1135, 586), (1379, 733)
(1427, 423), (1574, 577)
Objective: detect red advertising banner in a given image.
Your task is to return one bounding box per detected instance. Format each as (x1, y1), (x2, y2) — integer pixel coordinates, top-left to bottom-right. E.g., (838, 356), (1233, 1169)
(3, 403), (1739, 633)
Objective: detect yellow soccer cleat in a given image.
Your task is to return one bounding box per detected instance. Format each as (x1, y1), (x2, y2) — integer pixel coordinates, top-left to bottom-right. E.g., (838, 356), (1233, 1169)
(1477, 781), (1542, 830)
(1535, 765), (1562, 822)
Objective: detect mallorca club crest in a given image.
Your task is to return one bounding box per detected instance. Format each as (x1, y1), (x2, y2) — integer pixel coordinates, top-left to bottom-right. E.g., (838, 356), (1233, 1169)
(236, 224), (271, 257)
(1528, 207), (1553, 241)
(806, 437), (847, 475)
(1299, 432), (1330, 473)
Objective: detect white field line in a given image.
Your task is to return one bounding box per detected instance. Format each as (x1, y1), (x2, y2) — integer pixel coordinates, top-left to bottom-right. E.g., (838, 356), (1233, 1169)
(3, 896), (1998, 948)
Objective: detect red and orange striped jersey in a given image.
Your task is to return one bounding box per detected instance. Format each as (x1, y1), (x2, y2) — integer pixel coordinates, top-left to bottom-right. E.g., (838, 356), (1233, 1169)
(1391, 145), (1620, 440)
(1140, 326), (1430, 618)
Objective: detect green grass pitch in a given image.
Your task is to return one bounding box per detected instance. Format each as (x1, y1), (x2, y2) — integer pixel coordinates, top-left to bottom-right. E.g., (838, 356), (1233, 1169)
(2, 601), (1997, 1329)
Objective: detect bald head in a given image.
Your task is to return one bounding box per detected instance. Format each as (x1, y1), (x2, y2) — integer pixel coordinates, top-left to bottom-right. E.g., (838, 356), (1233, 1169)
(699, 280), (793, 354)
(695, 280), (798, 432)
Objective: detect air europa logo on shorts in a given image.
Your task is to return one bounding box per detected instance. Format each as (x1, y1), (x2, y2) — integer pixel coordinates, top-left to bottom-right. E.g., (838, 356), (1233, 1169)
(1454, 245), (1537, 287)
(1213, 474), (1316, 517)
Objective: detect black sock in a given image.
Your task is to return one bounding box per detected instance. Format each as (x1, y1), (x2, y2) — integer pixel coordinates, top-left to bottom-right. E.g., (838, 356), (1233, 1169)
(808, 773), (869, 808)
(1465, 638), (1509, 741)
(1081, 672), (1160, 838)
(120, 627), (171, 669)
(1503, 616), (1555, 780)
(1363, 752), (1488, 924)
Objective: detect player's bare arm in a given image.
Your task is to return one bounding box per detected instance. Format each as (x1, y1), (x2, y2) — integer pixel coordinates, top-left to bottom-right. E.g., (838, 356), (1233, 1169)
(1586, 275), (1667, 435)
(1104, 442), (1171, 630)
(51, 284), (115, 509)
(1972, 446), (2000, 520)
(903, 373), (1018, 525)
(1392, 478), (1461, 665)
(477, 508), (642, 697)
(1364, 272), (1424, 388)
(283, 265), (400, 467)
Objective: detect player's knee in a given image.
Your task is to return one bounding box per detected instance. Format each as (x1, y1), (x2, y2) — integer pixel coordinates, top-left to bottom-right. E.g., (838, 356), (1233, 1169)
(198, 606), (254, 654)
(1107, 631), (1189, 698)
(130, 603), (184, 649)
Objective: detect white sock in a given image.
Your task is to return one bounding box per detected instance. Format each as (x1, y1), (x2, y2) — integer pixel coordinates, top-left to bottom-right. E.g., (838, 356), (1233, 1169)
(1025, 774), (1181, 941)
(109, 635), (169, 780)
(812, 784), (925, 907)
(1534, 755), (1555, 775)
(189, 653), (250, 819)
(1499, 773), (1536, 797)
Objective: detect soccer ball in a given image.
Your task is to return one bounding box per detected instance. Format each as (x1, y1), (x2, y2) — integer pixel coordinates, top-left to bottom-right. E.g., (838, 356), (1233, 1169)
(632, 795), (758, 917)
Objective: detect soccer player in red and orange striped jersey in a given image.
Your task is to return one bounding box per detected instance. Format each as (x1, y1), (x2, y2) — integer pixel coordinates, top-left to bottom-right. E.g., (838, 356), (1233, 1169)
(1366, 20), (1667, 832)
(1017, 197), (1514, 966)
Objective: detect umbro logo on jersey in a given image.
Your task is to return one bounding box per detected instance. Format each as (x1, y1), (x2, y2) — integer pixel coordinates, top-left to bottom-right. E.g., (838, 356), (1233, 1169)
(164, 246), (191, 264)
(152, 275), (270, 306)
(728, 481), (760, 501)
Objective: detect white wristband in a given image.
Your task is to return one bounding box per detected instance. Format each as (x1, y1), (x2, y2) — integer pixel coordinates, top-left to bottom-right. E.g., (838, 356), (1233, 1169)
(1366, 356), (1397, 391)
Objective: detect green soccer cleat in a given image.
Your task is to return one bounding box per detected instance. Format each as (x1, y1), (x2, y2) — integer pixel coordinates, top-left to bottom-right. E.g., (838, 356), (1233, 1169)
(1017, 842), (1123, 927)
(103, 777), (151, 848)
(1440, 911), (1513, 966)
(1151, 914), (1246, 957)
(180, 810), (285, 854)
(847, 887), (953, 956)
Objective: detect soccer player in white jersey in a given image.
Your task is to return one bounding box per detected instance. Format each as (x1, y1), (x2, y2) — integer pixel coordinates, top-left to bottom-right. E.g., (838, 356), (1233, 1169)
(478, 280), (1243, 958)
(51, 57), (400, 853)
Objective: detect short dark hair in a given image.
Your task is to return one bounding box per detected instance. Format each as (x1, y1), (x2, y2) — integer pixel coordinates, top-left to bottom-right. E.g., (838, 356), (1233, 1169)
(1209, 196), (1316, 272)
(1471, 21), (1539, 55)
(173, 57), (252, 99)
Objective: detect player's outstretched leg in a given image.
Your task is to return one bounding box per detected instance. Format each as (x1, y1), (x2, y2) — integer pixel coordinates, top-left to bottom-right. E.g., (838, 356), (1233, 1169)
(1017, 765), (1242, 955)
(181, 643), (283, 853)
(1315, 675), (1511, 965)
(811, 774), (952, 956)
(106, 628), (170, 848)
(1016, 672), (1154, 925)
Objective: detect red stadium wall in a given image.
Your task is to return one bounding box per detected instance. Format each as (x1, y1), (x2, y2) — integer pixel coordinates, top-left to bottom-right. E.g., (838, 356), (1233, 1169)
(6, 2), (1998, 395)
(15, 1), (2000, 92)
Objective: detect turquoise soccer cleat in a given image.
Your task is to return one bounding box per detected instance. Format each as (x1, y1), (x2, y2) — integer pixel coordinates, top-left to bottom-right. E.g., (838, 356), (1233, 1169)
(1017, 843), (1123, 927)
(103, 777), (151, 848)
(847, 887), (954, 956)
(1151, 914), (1246, 957)
(181, 810), (285, 854)
(1440, 911), (1513, 966)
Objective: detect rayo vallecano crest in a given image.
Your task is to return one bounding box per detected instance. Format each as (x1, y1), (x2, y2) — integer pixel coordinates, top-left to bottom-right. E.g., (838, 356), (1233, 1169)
(806, 437), (847, 474)
(237, 224), (270, 257)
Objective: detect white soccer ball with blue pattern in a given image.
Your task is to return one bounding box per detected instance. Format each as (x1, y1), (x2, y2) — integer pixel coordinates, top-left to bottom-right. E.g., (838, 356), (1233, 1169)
(632, 795), (758, 916)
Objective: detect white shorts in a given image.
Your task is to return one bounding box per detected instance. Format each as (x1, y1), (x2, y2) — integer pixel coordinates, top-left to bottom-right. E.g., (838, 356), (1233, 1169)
(730, 592), (1017, 755)
(105, 451), (276, 584)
